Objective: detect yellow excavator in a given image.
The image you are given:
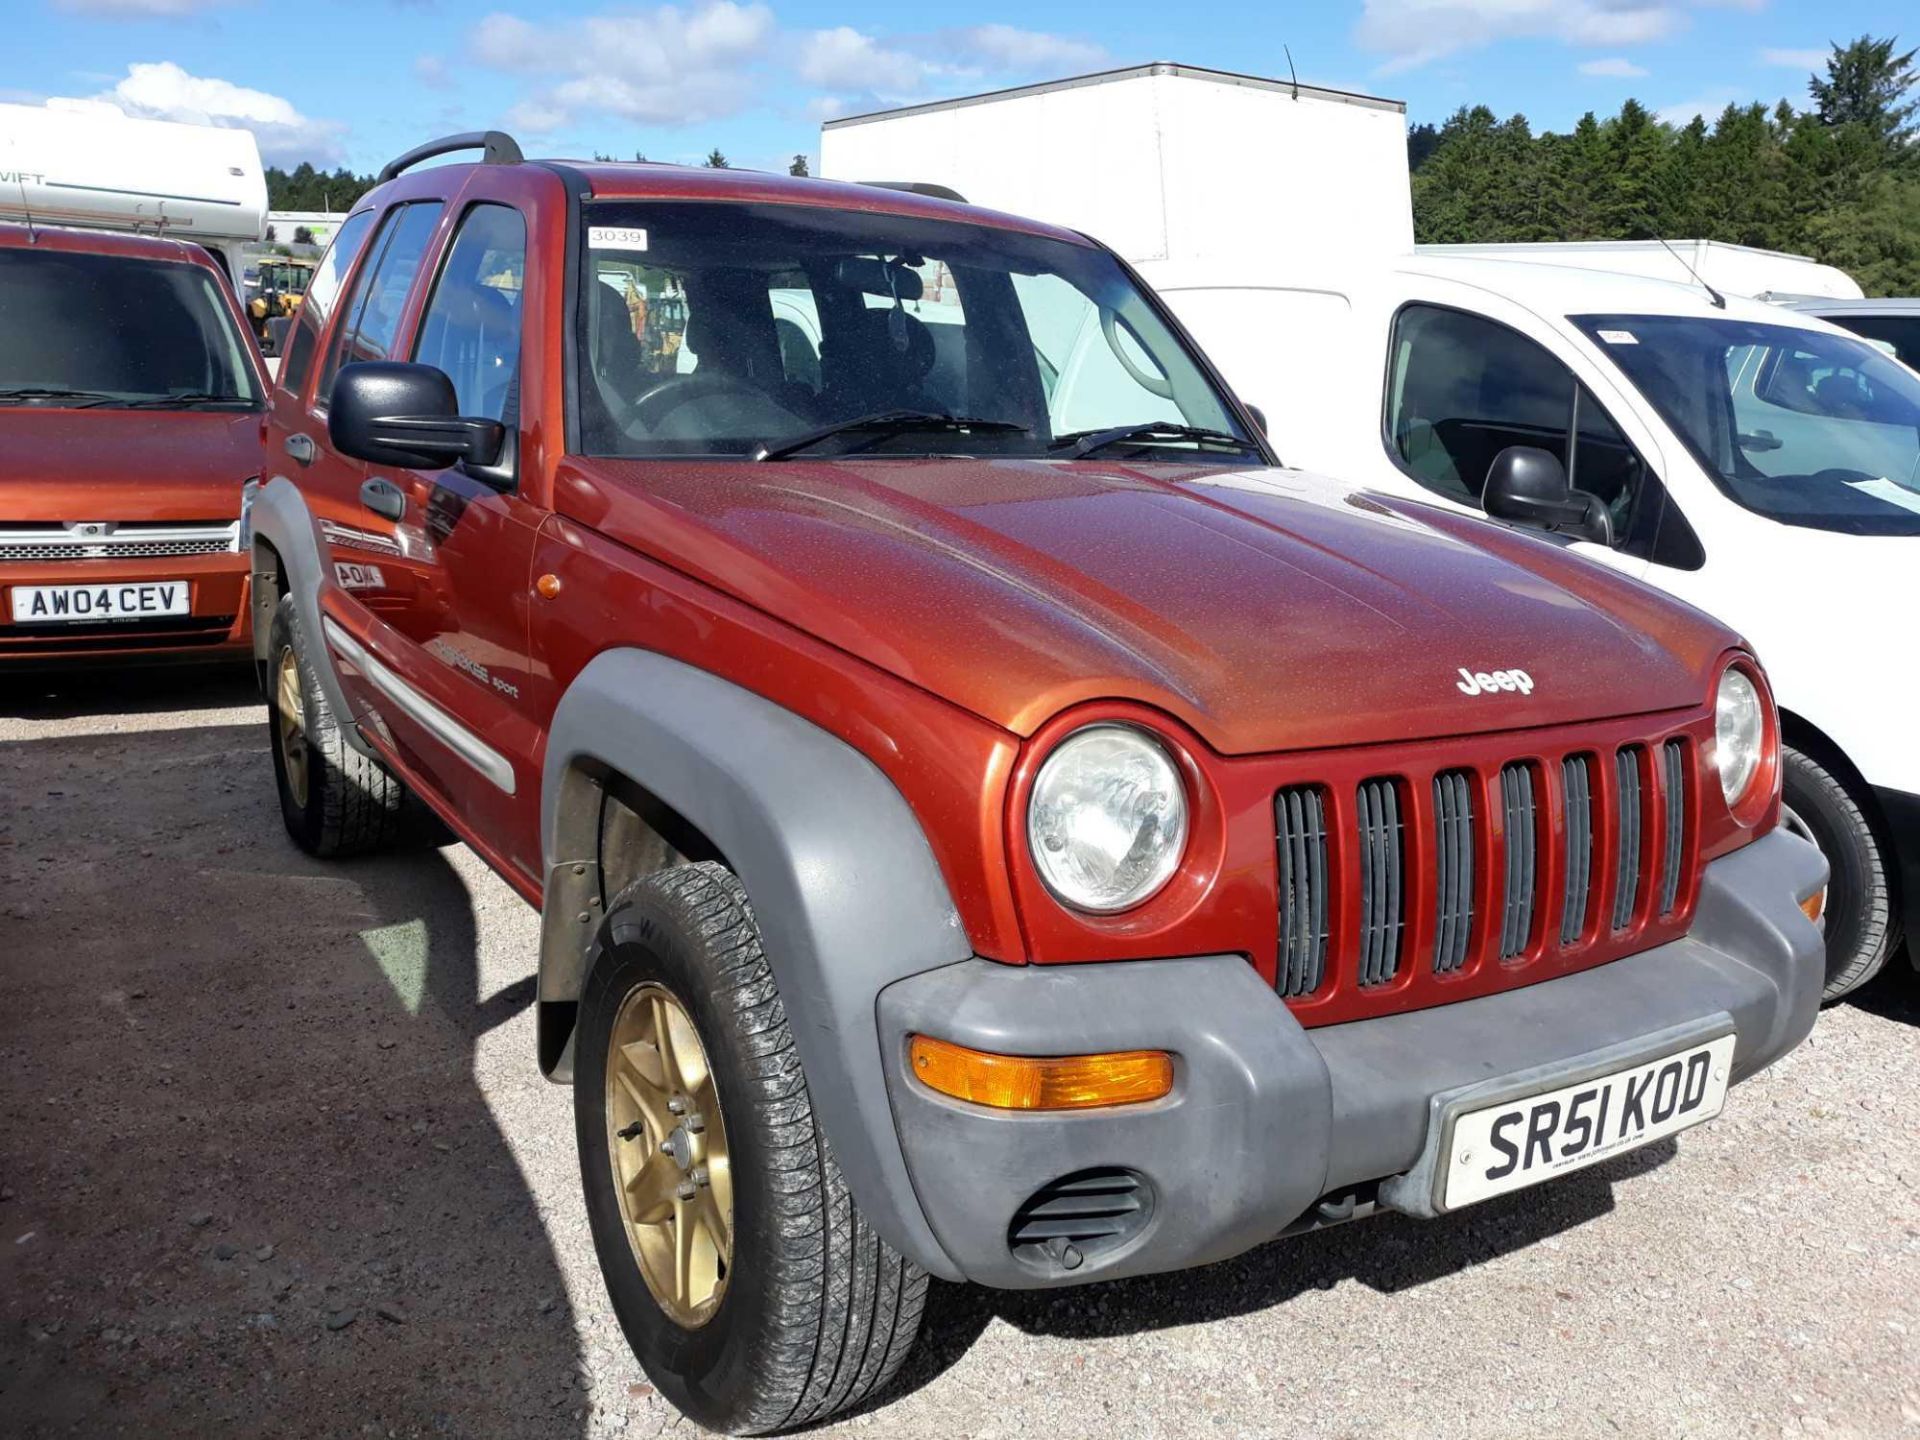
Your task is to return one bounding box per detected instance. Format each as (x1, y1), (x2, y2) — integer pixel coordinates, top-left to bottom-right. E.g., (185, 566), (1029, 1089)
(247, 258), (315, 355)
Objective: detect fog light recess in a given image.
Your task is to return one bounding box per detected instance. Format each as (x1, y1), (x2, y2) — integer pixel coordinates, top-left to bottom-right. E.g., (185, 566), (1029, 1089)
(1007, 1167), (1153, 1274)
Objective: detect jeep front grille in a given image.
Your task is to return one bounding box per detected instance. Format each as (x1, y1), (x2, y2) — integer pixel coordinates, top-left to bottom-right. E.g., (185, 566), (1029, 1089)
(1498, 763), (1539, 960)
(1273, 785), (1329, 998)
(1560, 756), (1594, 944)
(1271, 726), (1699, 1020)
(1431, 771), (1474, 975)
(1354, 778), (1405, 987)
(0, 521), (239, 563)
(1612, 747), (1645, 930)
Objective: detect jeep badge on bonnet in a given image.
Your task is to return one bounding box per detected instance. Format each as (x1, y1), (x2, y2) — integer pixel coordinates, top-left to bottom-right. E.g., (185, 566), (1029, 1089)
(1456, 667), (1536, 695)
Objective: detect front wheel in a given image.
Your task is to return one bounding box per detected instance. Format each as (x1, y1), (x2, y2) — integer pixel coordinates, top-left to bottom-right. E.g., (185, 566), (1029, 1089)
(1781, 744), (1901, 1001)
(264, 594), (424, 857)
(575, 863), (926, 1434)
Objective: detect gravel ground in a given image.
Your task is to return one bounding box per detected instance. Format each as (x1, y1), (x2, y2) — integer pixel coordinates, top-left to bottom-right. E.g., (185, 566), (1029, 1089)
(2, 668), (1916, 1440)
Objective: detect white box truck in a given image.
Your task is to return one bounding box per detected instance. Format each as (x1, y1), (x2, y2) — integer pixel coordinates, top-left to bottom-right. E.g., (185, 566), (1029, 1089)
(821, 62), (1414, 271)
(0, 99), (267, 286)
(1419, 239), (1863, 302)
(821, 67), (1918, 1000)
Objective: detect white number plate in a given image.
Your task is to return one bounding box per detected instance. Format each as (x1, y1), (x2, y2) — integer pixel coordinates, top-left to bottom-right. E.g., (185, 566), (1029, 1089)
(9, 581), (191, 625)
(1443, 1033), (1736, 1210)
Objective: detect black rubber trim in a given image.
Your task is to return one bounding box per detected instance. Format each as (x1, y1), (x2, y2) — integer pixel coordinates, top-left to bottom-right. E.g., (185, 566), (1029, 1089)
(535, 161), (590, 457)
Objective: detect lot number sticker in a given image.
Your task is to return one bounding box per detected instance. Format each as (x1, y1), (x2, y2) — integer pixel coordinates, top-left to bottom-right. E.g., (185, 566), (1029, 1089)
(589, 227), (648, 251)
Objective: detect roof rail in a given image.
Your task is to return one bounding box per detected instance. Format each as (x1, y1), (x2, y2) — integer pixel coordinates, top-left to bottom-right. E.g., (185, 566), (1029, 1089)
(377, 131), (524, 185)
(860, 181), (968, 204)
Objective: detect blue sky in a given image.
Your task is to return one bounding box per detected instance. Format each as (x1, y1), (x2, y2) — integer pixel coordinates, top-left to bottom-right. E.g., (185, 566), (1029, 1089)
(3, 0), (1909, 178)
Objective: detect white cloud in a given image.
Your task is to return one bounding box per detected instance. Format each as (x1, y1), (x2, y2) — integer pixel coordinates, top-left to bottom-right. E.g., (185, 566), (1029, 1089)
(468, 2), (775, 129)
(798, 26), (932, 93)
(945, 24), (1107, 73)
(1760, 47), (1829, 70)
(1657, 87), (1741, 125)
(52, 0), (232, 14)
(1578, 56), (1651, 77)
(1357, 0), (1690, 74)
(413, 55), (451, 91)
(794, 23), (1109, 120)
(79, 62), (344, 165)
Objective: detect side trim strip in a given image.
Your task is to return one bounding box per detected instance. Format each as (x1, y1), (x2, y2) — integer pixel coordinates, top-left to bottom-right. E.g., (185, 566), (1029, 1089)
(320, 616), (517, 796)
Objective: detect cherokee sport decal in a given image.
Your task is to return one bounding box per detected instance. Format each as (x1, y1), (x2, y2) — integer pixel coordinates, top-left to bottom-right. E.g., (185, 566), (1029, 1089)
(1456, 667), (1535, 696)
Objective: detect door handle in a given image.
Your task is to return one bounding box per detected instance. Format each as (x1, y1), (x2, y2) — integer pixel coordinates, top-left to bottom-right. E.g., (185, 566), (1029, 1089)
(360, 476), (406, 522)
(284, 433), (315, 465)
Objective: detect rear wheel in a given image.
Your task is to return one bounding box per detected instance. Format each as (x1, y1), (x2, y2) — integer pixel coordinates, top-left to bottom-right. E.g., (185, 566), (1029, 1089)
(1781, 744), (1900, 1001)
(575, 863), (926, 1434)
(265, 594), (425, 857)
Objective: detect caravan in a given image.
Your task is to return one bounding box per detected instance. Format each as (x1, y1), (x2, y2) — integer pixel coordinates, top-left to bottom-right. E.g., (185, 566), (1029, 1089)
(0, 99), (267, 284)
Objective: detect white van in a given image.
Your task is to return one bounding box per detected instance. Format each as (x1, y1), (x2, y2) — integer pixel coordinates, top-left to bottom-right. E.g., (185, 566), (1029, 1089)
(1149, 254), (1919, 998)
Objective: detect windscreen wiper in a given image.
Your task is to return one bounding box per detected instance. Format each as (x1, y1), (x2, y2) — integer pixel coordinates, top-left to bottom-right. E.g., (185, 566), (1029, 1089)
(754, 409), (1030, 462)
(120, 392), (253, 409)
(1051, 421), (1260, 459)
(0, 387), (117, 408)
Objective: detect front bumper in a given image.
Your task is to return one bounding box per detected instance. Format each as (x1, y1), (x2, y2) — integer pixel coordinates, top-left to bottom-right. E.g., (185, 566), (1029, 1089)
(877, 828), (1827, 1289)
(0, 553), (251, 665)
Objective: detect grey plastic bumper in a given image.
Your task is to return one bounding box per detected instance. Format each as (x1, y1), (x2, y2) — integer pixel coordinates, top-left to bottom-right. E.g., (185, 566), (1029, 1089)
(875, 828), (1827, 1289)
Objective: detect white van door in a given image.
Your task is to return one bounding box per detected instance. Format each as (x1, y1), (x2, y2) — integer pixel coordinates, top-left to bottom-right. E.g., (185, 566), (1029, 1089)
(1373, 291), (1675, 580)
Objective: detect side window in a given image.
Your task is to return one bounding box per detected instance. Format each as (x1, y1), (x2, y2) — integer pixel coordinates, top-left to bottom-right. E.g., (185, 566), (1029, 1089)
(1386, 303), (1649, 537)
(412, 204), (526, 423)
(278, 208), (374, 396)
(1387, 304), (1573, 504)
(318, 201), (444, 403)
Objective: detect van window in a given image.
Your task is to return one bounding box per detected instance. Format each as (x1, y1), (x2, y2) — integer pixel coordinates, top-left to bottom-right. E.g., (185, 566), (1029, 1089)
(318, 202), (444, 404)
(413, 204), (526, 423)
(1386, 303), (1652, 544)
(278, 209), (375, 397)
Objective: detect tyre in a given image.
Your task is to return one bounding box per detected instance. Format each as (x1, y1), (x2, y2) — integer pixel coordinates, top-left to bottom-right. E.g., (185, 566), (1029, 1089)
(1781, 744), (1901, 1001)
(265, 594), (424, 857)
(575, 862), (927, 1434)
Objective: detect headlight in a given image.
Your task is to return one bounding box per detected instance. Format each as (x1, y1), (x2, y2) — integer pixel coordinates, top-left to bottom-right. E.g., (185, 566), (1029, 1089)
(1714, 667), (1764, 808)
(237, 477), (261, 551)
(1027, 725), (1188, 913)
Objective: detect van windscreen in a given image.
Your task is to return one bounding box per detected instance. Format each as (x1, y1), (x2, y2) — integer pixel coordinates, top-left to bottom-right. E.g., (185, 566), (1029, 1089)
(0, 248), (260, 409)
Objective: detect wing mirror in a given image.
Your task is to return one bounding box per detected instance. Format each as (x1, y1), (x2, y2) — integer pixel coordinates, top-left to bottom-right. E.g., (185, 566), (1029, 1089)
(1482, 445), (1613, 547)
(328, 362), (504, 471)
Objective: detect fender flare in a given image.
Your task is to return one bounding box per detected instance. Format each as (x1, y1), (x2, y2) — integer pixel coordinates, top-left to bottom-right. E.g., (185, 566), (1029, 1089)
(247, 476), (381, 763)
(539, 647), (973, 1279)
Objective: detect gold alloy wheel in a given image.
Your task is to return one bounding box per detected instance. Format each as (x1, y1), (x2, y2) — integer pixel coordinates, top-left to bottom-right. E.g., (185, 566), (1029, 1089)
(275, 645), (310, 809)
(604, 981), (734, 1327)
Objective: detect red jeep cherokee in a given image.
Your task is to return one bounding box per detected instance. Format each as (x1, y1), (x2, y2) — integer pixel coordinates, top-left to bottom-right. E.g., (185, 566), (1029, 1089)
(248, 133), (1827, 1434)
(0, 224), (265, 667)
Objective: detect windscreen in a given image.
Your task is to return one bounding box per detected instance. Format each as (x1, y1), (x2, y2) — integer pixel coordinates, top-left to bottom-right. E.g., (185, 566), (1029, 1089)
(573, 200), (1252, 460)
(0, 247), (260, 409)
(1577, 313), (1920, 536)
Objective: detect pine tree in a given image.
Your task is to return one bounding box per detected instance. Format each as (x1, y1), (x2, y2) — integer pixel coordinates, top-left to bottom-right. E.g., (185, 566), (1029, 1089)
(704, 149), (729, 169)
(1809, 35), (1919, 156)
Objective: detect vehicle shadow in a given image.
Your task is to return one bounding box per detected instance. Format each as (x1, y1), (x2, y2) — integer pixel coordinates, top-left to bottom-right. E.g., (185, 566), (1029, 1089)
(883, 1125), (1677, 1406)
(0, 661), (259, 722)
(1848, 944), (1918, 1026)
(0, 719), (584, 1439)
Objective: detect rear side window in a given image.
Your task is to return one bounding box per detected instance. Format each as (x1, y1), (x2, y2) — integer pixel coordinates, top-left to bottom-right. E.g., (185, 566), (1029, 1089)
(278, 209), (374, 397)
(412, 203), (526, 423)
(318, 202), (444, 403)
